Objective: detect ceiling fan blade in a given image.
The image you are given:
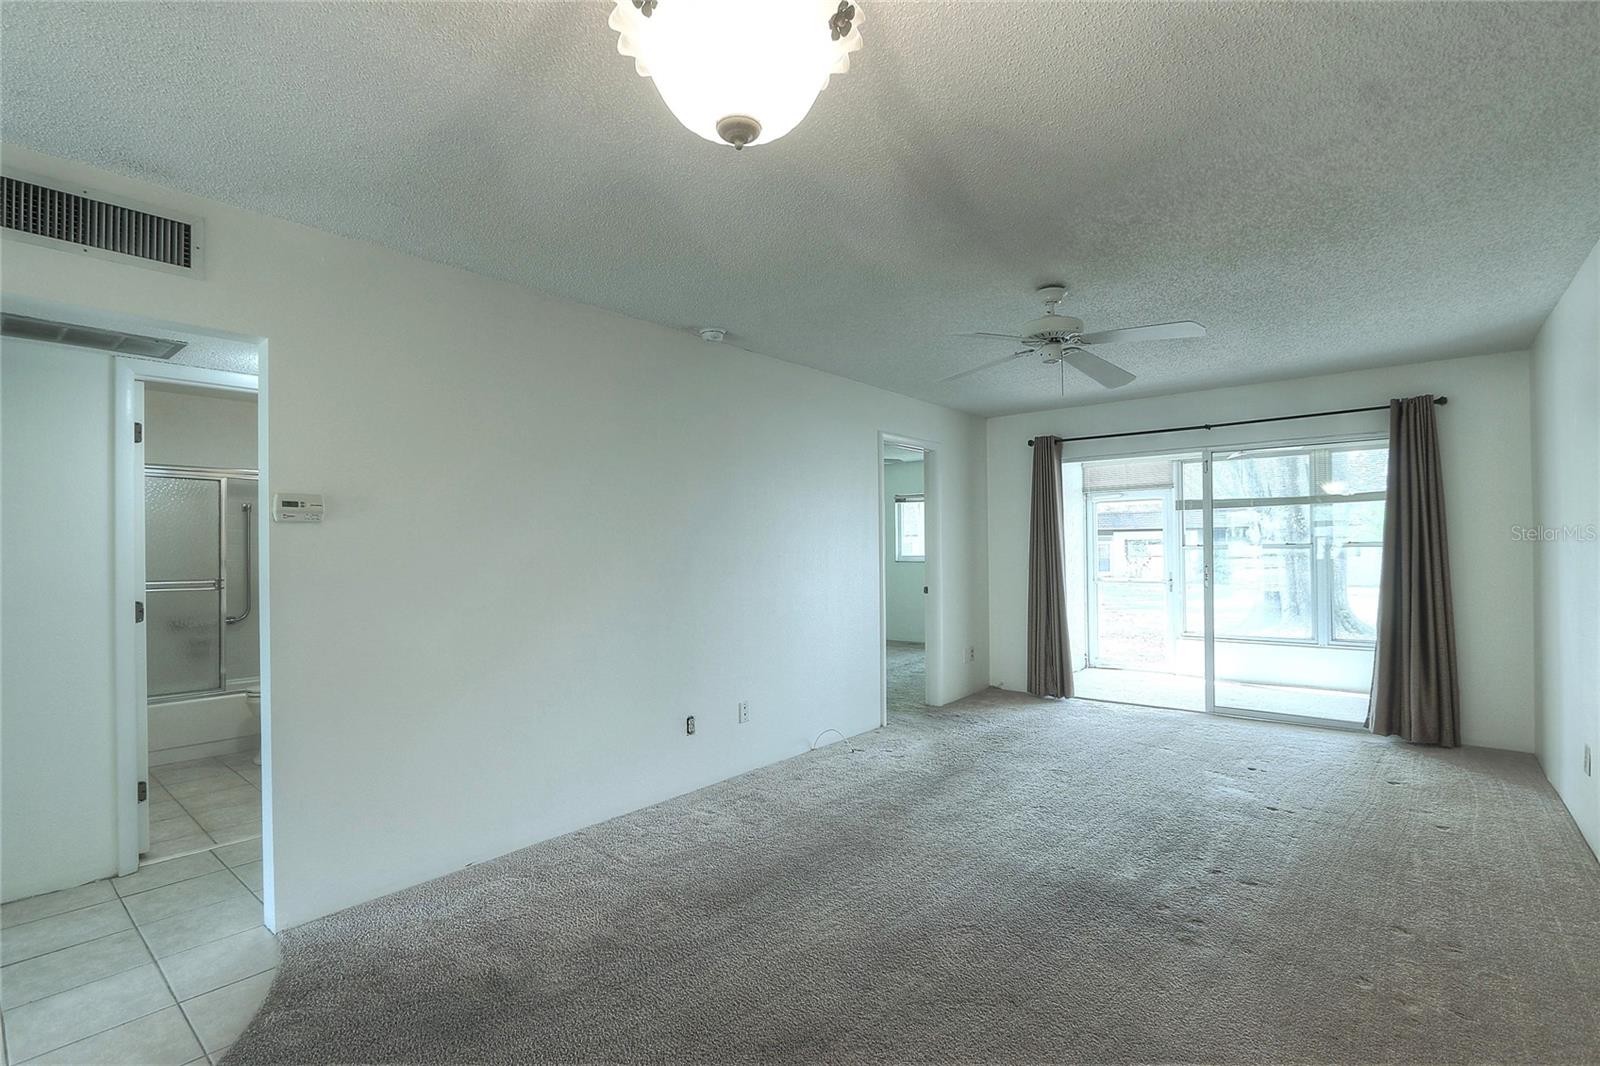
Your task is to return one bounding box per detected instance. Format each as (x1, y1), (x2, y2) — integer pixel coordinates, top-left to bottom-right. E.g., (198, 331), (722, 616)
(938, 349), (1035, 383)
(1078, 320), (1207, 345)
(1060, 347), (1137, 389)
(954, 331), (1026, 341)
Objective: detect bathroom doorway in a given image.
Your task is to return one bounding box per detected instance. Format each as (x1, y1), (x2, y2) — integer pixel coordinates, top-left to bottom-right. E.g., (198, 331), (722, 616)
(0, 300), (270, 923)
(139, 383), (263, 871)
(103, 329), (266, 896)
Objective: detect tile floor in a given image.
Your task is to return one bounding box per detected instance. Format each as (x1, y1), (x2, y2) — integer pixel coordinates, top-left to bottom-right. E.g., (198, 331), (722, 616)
(0, 755), (274, 1064)
(145, 753), (263, 864)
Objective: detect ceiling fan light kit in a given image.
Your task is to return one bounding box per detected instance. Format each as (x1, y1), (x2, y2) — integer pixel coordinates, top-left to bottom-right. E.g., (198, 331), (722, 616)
(610, 0), (865, 150)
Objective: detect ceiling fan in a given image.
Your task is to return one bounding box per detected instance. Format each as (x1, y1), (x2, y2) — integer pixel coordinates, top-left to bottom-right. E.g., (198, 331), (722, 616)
(942, 285), (1206, 392)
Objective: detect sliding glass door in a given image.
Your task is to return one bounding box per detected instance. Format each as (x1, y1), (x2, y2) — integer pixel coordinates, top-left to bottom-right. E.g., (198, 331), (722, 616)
(1070, 454), (1204, 712)
(1065, 436), (1386, 728)
(1200, 440), (1387, 726)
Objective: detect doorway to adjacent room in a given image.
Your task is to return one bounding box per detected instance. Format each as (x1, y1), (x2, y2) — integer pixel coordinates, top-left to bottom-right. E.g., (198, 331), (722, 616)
(883, 438), (934, 713)
(139, 382), (263, 872)
(881, 436), (933, 719)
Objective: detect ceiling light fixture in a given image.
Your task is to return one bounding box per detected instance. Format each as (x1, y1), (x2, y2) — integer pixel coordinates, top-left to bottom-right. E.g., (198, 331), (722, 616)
(609, 0), (865, 150)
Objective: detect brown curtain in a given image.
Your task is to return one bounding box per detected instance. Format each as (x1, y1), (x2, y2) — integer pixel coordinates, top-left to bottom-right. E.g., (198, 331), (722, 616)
(1027, 437), (1073, 698)
(1368, 395), (1460, 746)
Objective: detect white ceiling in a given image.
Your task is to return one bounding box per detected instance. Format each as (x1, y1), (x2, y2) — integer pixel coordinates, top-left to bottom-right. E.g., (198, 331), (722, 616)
(2, 2), (1596, 416)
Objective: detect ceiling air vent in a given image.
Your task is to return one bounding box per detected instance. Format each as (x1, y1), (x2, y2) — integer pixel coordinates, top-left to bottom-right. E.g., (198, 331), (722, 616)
(0, 313), (188, 359)
(2, 174), (201, 273)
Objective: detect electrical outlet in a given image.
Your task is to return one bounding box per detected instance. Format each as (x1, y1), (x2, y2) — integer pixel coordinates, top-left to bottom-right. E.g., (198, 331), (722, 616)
(737, 700), (750, 724)
(966, 647), (976, 663)
(686, 715), (695, 736)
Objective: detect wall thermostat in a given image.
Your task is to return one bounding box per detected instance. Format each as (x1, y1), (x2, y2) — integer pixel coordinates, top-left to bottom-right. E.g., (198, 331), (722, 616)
(272, 493), (324, 523)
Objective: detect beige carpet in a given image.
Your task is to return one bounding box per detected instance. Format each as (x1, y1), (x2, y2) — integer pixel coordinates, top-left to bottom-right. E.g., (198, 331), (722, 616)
(225, 682), (1600, 1064)
(886, 640), (925, 713)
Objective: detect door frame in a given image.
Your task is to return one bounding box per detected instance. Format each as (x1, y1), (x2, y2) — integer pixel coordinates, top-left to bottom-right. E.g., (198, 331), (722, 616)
(878, 431), (940, 725)
(113, 360), (260, 876)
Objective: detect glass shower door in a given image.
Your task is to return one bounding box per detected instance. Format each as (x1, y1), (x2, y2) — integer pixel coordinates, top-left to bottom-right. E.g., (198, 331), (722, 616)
(146, 475), (222, 697)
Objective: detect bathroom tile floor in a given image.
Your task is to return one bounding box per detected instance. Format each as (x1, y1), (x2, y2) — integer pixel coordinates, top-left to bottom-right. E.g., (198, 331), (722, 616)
(145, 753), (262, 864)
(0, 844), (275, 1064)
(0, 753), (272, 1063)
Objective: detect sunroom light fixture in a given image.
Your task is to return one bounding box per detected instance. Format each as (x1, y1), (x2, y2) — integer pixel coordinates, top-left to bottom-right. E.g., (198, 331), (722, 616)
(609, 0), (865, 150)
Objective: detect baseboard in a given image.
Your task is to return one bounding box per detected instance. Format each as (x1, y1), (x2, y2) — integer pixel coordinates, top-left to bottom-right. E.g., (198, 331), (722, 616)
(150, 733), (259, 767)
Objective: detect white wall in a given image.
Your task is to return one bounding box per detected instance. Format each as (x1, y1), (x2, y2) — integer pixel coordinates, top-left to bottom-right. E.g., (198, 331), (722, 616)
(0, 144), (989, 927)
(988, 351), (1537, 753)
(144, 385), (258, 470)
(1, 340), (119, 901)
(883, 459), (925, 643)
(1530, 240), (1599, 854)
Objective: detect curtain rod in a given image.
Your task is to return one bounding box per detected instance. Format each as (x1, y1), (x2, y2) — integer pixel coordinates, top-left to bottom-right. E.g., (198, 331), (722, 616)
(1027, 396), (1447, 447)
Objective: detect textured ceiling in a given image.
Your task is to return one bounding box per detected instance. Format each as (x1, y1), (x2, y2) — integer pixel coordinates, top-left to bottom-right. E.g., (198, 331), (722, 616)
(2, 2), (1596, 416)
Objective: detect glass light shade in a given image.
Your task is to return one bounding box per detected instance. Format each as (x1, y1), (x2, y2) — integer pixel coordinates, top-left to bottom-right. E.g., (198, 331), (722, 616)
(610, 1), (865, 148)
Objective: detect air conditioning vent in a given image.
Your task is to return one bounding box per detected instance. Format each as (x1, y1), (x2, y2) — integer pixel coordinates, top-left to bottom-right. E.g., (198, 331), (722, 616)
(0, 313), (188, 359)
(2, 175), (195, 270)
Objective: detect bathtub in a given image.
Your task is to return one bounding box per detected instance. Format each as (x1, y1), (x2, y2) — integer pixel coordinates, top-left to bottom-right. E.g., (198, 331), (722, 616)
(149, 678), (260, 767)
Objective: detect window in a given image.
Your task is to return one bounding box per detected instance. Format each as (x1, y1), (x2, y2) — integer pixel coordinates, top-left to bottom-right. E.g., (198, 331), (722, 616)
(1092, 499), (1166, 580)
(1176, 441), (1387, 646)
(894, 496), (925, 561)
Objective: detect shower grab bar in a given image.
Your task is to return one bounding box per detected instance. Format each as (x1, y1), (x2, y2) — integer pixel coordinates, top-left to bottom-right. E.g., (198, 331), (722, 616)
(226, 502), (253, 625)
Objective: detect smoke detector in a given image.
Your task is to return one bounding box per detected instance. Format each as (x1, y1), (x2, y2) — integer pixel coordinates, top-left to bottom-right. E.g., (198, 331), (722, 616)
(697, 327), (728, 343)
